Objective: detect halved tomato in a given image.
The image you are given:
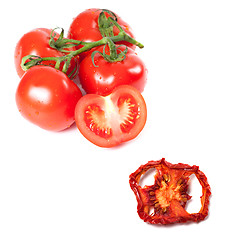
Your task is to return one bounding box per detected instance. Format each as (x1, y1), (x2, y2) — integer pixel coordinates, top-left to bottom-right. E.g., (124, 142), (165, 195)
(75, 85), (147, 148)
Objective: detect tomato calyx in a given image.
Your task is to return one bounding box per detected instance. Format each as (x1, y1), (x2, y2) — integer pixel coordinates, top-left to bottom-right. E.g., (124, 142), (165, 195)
(91, 39), (128, 67)
(129, 158), (211, 225)
(48, 28), (81, 53)
(98, 10), (117, 38)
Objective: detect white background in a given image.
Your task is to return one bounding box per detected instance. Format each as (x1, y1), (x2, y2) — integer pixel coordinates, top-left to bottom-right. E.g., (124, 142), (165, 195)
(0, 0), (225, 239)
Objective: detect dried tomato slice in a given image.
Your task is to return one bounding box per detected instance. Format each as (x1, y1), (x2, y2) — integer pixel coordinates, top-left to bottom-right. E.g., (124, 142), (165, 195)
(129, 158), (211, 225)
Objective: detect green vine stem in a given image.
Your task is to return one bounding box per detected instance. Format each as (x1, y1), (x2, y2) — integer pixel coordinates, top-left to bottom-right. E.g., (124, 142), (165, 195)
(91, 37), (128, 66)
(21, 10), (144, 76)
(98, 11), (115, 38)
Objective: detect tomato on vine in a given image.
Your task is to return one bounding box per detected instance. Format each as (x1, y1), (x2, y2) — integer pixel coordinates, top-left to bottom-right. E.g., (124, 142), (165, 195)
(16, 66), (82, 131)
(78, 44), (147, 96)
(67, 8), (136, 60)
(14, 28), (77, 79)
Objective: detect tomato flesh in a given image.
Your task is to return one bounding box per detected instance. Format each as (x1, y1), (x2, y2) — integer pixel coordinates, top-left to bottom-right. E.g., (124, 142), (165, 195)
(118, 95), (140, 133)
(84, 104), (113, 139)
(85, 94), (139, 137)
(75, 85), (147, 147)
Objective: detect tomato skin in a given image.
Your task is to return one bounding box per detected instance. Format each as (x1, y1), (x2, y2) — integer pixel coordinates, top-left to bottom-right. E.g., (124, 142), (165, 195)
(78, 45), (147, 96)
(67, 8), (136, 60)
(75, 85), (147, 148)
(16, 66), (82, 131)
(14, 28), (76, 78)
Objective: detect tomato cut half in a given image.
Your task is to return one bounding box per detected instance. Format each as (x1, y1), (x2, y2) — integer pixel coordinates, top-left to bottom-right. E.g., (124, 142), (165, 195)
(75, 85), (147, 147)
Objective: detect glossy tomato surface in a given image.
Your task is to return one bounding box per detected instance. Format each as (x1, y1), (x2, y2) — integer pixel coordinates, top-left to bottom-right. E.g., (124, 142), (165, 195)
(75, 85), (147, 148)
(78, 45), (147, 96)
(14, 28), (76, 78)
(16, 66), (82, 131)
(67, 8), (136, 59)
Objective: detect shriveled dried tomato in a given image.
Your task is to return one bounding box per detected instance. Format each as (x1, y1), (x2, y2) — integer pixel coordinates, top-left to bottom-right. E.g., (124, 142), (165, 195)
(129, 158), (211, 225)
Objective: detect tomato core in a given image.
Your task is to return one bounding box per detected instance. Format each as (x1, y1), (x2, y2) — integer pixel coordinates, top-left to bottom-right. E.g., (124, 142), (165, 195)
(155, 176), (185, 212)
(118, 95), (140, 133)
(84, 94), (141, 139)
(84, 104), (112, 139)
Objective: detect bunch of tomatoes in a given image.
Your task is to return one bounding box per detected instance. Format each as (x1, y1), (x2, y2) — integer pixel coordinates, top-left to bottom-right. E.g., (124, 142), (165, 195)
(14, 8), (148, 148)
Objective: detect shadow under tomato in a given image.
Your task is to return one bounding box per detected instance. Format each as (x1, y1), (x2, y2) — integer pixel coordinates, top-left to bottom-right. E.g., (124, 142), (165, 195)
(58, 121), (78, 133)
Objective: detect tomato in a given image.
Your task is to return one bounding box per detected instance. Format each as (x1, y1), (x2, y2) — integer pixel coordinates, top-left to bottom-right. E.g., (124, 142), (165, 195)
(129, 158), (211, 225)
(75, 85), (147, 147)
(67, 8), (136, 60)
(14, 28), (77, 78)
(16, 66), (82, 131)
(78, 45), (147, 96)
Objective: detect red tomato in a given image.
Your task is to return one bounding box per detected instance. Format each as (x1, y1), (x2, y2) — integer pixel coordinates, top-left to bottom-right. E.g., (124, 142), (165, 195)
(75, 85), (147, 148)
(78, 45), (147, 96)
(14, 28), (77, 78)
(67, 8), (135, 60)
(16, 66), (82, 131)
